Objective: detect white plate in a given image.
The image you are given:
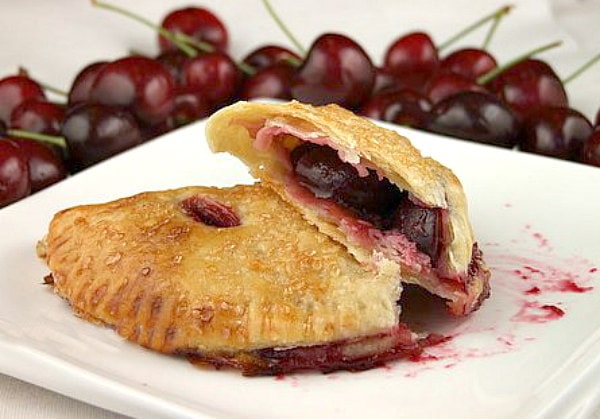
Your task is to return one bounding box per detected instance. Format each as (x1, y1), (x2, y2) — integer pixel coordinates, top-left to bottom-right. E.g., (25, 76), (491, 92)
(1, 118), (600, 419)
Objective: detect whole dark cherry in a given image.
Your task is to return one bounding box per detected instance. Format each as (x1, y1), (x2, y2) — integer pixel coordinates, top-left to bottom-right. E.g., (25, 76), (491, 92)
(291, 142), (403, 222)
(519, 106), (593, 161)
(182, 52), (241, 108)
(427, 91), (520, 148)
(169, 86), (212, 127)
(487, 59), (568, 121)
(359, 89), (432, 129)
(239, 63), (295, 101)
(440, 48), (497, 80)
(61, 104), (144, 171)
(425, 71), (488, 104)
(371, 67), (406, 96)
(155, 51), (189, 86)
(159, 7), (228, 53)
(10, 99), (65, 136)
(89, 56), (175, 126)
(241, 45), (301, 71)
(581, 131), (600, 167)
(68, 61), (108, 105)
(0, 139), (31, 207)
(383, 32), (439, 91)
(0, 76), (46, 125)
(10, 138), (67, 193)
(291, 33), (375, 109)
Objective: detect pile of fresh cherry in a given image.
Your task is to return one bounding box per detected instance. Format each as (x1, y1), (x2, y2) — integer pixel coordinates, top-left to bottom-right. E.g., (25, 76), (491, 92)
(0, 1), (599, 209)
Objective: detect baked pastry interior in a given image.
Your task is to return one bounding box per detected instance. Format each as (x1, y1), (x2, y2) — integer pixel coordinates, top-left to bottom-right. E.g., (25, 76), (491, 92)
(207, 101), (490, 316)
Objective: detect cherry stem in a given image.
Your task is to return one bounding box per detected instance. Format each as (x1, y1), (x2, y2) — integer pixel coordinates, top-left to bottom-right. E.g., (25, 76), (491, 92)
(261, 0), (306, 55)
(477, 40), (563, 85)
(18, 67), (68, 98)
(481, 6), (510, 50)
(562, 51), (600, 85)
(90, 0), (197, 58)
(8, 129), (67, 149)
(91, 0), (256, 76)
(438, 5), (512, 52)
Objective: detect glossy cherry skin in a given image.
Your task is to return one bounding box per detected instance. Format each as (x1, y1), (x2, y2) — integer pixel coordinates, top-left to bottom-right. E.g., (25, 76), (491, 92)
(90, 56), (175, 126)
(359, 89), (432, 129)
(0, 138), (31, 207)
(10, 100), (65, 135)
(487, 59), (568, 121)
(182, 52), (241, 108)
(239, 63), (295, 101)
(383, 32), (439, 91)
(155, 51), (189, 86)
(425, 71), (488, 104)
(241, 45), (301, 71)
(427, 91), (520, 148)
(68, 61), (108, 105)
(61, 104), (144, 171)
(440, 48), (497, 80)
(581, 131), (600, 167)
(10, 138), (67, 193)
(159, 7), (228, 53)
(0, 76), (46, 125)
(291, 33), (375, 109)
(291, 142), (403, 223)
(520, 107), (593, 161)
(169, 86), (212, 127)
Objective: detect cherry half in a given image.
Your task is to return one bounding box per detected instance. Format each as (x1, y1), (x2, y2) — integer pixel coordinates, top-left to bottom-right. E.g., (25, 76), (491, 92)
(291, 33), (375, 109)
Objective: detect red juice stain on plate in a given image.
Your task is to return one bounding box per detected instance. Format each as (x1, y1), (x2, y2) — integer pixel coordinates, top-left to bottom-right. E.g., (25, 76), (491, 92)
(511, 301), (565, 323)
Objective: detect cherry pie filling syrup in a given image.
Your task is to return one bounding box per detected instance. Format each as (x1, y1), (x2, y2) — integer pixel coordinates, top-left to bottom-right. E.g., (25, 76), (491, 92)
(252, 121), (483, 298)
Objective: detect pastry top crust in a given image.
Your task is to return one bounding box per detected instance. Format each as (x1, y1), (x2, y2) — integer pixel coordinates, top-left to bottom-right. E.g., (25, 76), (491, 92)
(43, 184), (401, 353)
(205, 100), (474, 274)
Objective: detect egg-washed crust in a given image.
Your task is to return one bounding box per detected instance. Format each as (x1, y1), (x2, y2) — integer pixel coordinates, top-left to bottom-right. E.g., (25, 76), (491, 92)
(41, 184), (405, 361)
(205, 101), (488, 314)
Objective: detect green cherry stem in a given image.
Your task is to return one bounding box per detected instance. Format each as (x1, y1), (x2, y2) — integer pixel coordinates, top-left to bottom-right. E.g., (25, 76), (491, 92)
(477, 40), (563, 85)
(8, 129), (67, 149)
(438, 5), (513, 52)
(90, 0), (197, 58)
(17, 67), (68, 98)
(562, 51), (600, 85)
(261, 0), (306, 55)
(481, 6), (512, 50)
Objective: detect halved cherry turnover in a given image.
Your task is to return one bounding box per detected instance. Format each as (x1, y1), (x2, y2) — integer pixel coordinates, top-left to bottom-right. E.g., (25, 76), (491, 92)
(207, 101), (491, 316)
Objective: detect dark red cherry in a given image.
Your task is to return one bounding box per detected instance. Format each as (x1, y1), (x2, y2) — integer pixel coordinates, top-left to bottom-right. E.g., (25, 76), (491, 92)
(581, 131), (600, 166)
(371, 67), (406, 96)
(61, 104), (144, 171)
(390, 198), (442, 265)
(169, 86), (212, 127)
(155, 51), (189, 86)
(291, 142), (403, 222)
(359, 89), (432, 129)
(0, 76), (46, 125)
(182, 52), (241, 108)
(90, 56), (175, 126)
(68, 61), (108, 105)
(0, 139), (31, 207)
(487, 59), (568, 121)
(383, 32), (439, 91)
(10, 138), (67, 193)
(10, 100), (65, 136)
(239, 64), (295, 101)
(427, 91), (519, 148)
(425, 71), (488, 104)
(291, 33), (375, 109)
(440, 48), (497, 80)
(241, 45), (301, 71)
(159, 7), (228, 53)
(520, 107), (593, 161)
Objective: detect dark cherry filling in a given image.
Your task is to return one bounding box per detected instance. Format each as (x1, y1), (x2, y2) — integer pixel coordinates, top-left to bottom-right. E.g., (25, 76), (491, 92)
(291, 142), (442, 264)
(180, 195), (240, 227)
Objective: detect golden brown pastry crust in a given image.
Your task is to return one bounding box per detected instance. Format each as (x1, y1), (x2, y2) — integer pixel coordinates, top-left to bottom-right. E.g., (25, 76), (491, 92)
(205, 101), (489, 314)
(42, 184), (402, 354)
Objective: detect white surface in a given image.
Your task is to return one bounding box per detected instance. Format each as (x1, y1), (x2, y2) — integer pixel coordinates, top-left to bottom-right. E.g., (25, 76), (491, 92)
(1, 1), (600, 418)
(1, 118), (600, 419)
